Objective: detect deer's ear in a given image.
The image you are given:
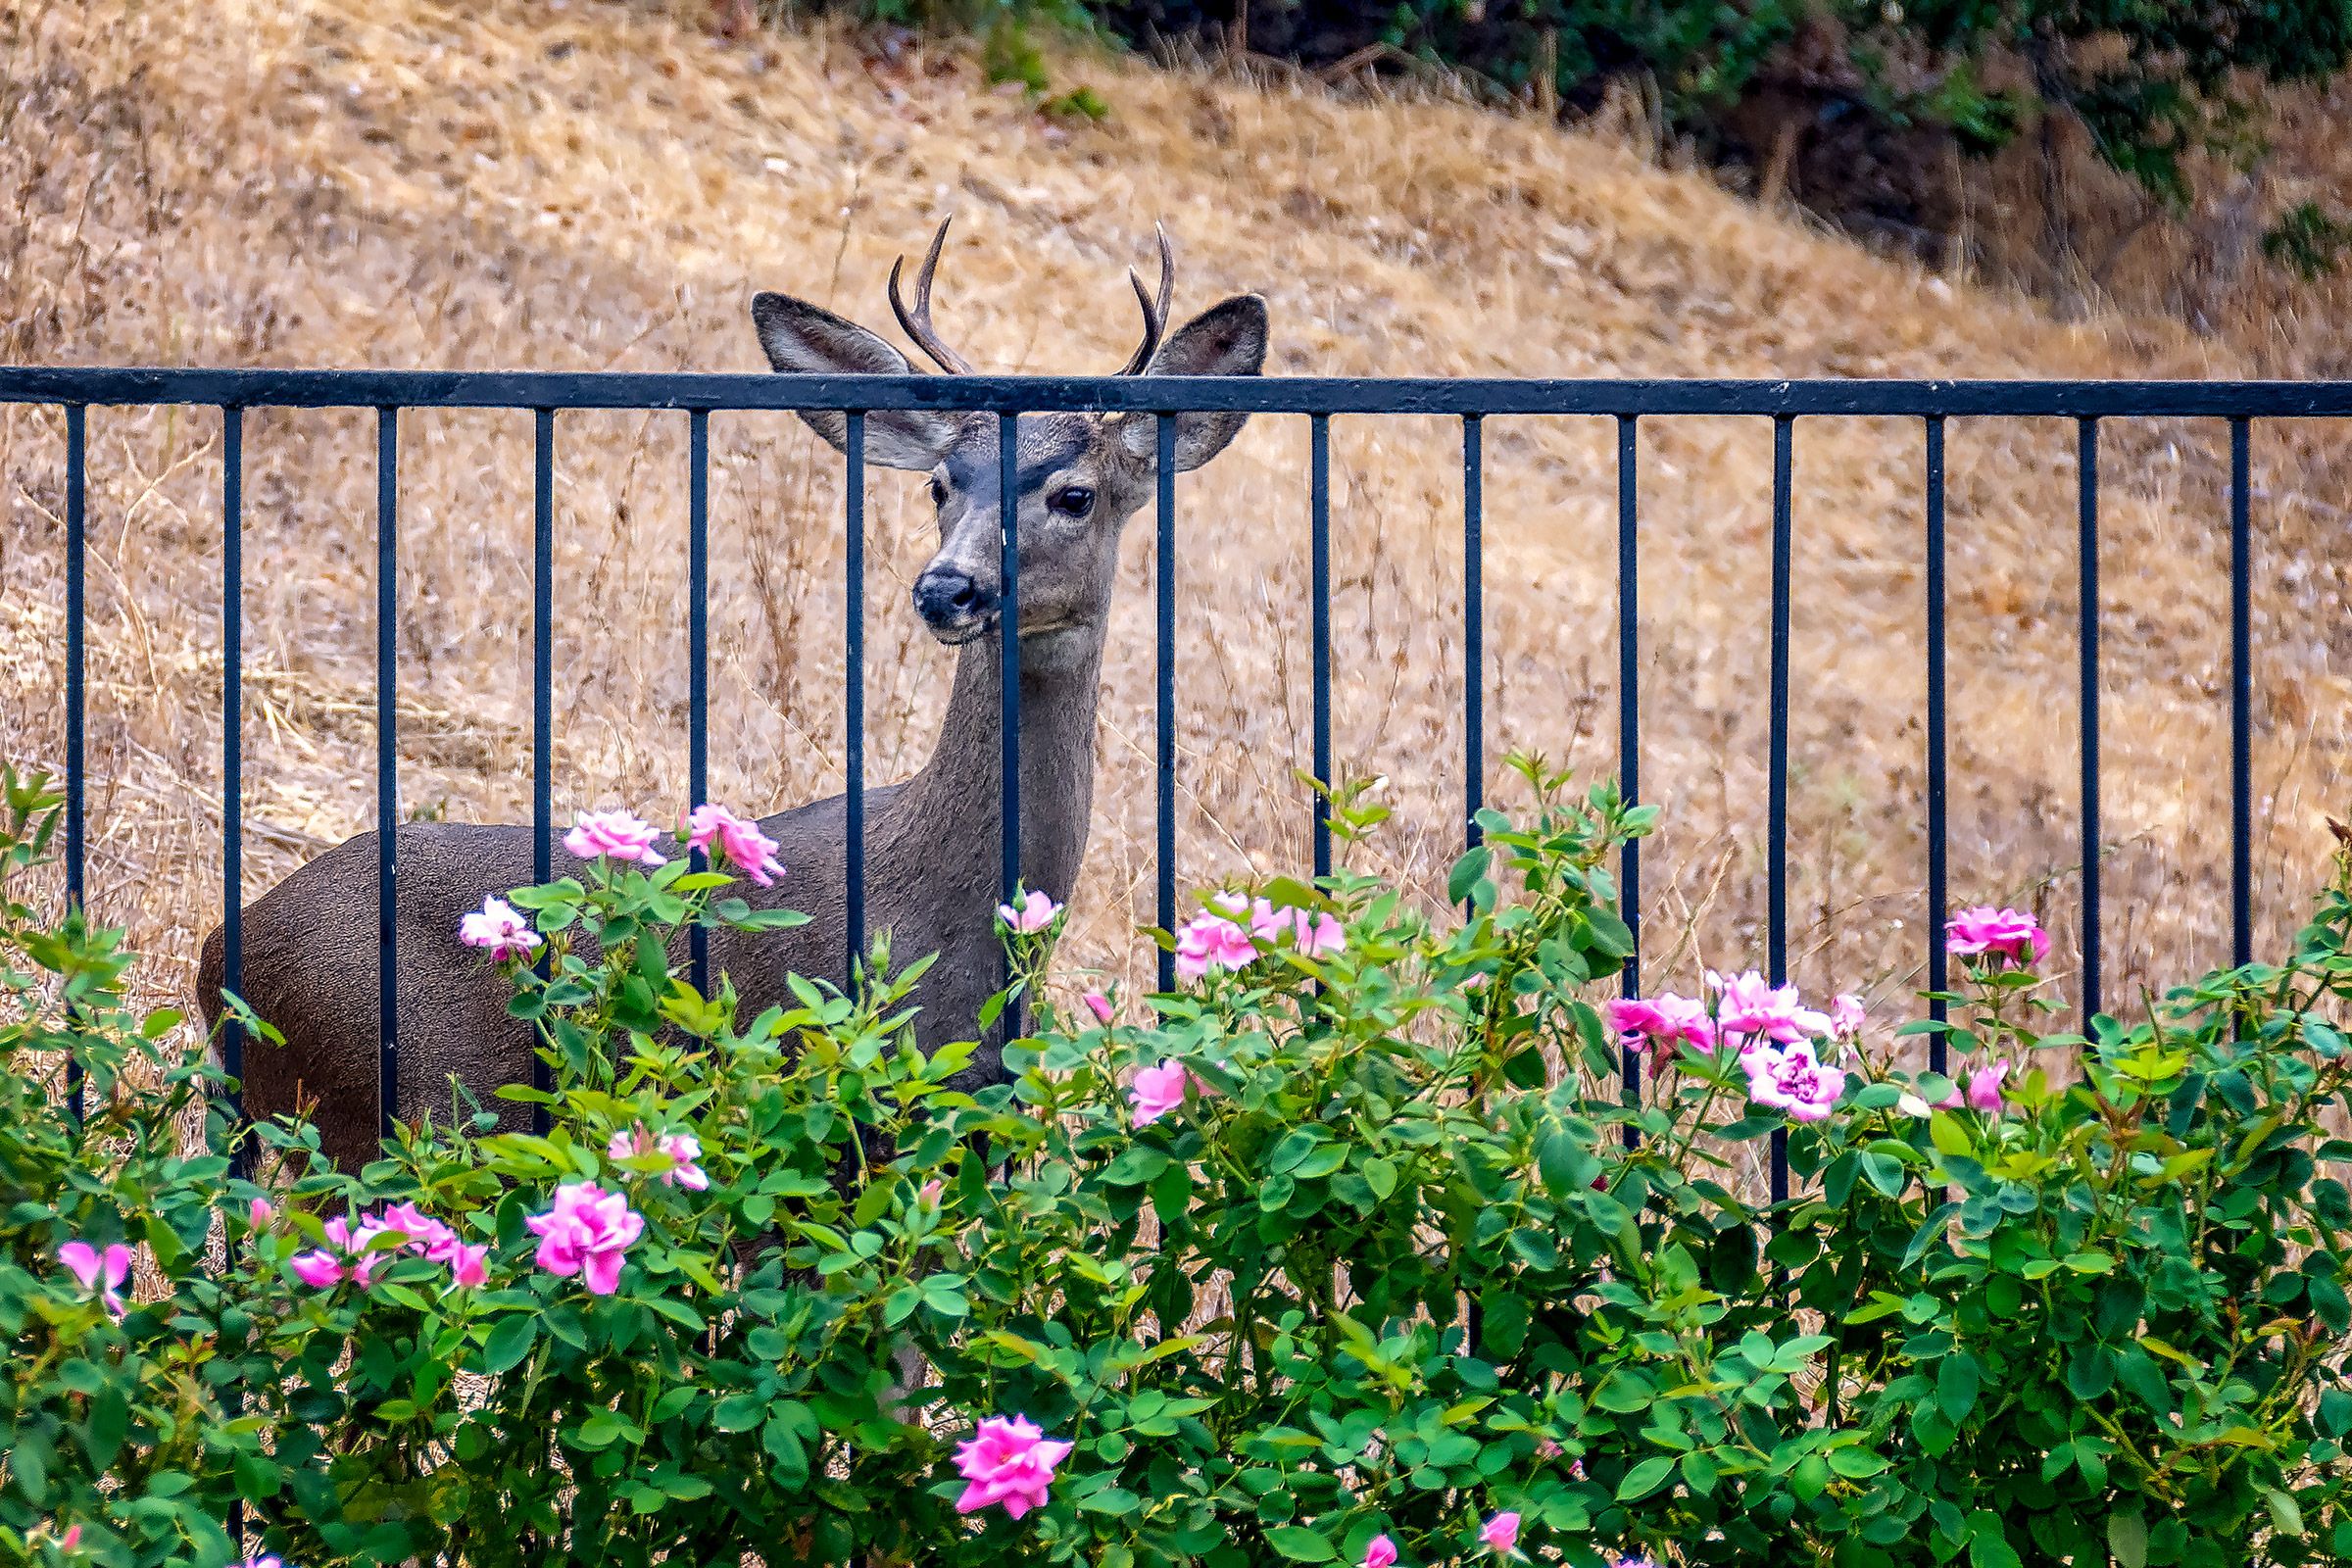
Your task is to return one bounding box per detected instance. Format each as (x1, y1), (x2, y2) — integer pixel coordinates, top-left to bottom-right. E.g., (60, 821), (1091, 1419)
(752, 291), (964, 470)
(1123, 294), (1269, 471)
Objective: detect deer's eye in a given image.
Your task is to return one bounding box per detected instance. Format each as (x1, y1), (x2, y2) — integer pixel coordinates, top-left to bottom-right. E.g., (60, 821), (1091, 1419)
(928, 476), (949, 508)
(1047, 484), (1095, 518)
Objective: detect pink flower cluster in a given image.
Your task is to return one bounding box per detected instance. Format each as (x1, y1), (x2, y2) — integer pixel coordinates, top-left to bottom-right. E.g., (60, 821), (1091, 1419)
(1945, 905), (2049, 966)
(608, 1124), (710, 1191)
(58, 1240), (132, 1320)
(1607, 973), (1864, 1060)
(290, 1204), (488, 1292)
(459, 896), (542, 960)
(1353, 1511), (1520, 1568)
(1175, 892), (1347, 982)
(525, 1183), (644, 1297)
(952, 1414), (1072, 1518)
(685, 804), (785, 887)
(564, 809), (668, 868)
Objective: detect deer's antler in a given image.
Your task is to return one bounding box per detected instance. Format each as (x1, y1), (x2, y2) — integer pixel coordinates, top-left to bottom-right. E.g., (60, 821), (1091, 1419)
(1116, 223), (1176, 376)
(888, 218), (977, 376)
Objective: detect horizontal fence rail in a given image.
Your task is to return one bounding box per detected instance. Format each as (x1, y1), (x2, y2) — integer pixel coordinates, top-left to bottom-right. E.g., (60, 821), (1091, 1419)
(7, 364), (2347, 1200)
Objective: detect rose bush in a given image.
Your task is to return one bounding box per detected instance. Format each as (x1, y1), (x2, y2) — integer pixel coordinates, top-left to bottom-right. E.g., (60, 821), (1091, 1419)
(2, 758), (2349, 1566)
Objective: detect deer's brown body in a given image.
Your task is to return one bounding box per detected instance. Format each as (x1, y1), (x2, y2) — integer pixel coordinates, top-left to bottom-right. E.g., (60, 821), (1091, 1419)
(195, 221), (1267, 1169)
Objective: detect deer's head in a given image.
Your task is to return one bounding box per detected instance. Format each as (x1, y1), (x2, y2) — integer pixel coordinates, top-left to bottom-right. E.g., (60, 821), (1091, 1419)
(752, 220), (1267, 673)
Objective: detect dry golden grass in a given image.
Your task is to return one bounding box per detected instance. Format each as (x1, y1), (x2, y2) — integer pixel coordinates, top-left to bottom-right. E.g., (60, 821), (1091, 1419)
(1, 0), (2347, 1054)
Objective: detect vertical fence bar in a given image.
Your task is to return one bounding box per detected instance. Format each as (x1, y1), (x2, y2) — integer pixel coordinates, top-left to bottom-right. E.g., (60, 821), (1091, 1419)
(1925, 416), (1949, 1072)
(64, 405), (86, 1120)
(845, 413), (867, 978)
(1156, 414), (1177, 992)
(688, 410), (710, 996)
(1462, 416), (1484, 861)
(2078, 417), (2101, 1027)
(999, 414), (1023, 1034)
(1768, 415), (1793, 1205)
(220, 406), (245, 1146)
(1310, 415), (1333, 882)
(1615, 415), (1641, 1144)
(531, 409), (555, 1132)
(2230, 416), (2252, 970)
(375, 409), (400, 1143)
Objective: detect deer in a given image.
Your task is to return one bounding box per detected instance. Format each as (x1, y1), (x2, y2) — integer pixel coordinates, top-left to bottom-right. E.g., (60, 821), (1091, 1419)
(195, 220), (1269, 1171)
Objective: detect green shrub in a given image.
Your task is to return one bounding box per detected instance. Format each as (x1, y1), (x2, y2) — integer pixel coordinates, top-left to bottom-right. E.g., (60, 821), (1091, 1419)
(5, 757), (2351, 1564)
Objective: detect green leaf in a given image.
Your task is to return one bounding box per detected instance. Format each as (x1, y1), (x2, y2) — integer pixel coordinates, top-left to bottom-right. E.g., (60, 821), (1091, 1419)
(1446, 847), (1492, 906)
(2267, 1489), (2306, 1537)
(2108, 1512), (2148, 1568)
(479, 1313), (538, 1375)
(1618, 1455), (1676, 1500)
(1936, 1353), (1981, 1422)
(1264, 1527), (1338, 1562)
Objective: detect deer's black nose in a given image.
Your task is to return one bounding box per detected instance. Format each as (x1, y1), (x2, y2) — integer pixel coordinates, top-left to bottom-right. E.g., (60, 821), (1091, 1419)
(912, 568), (997, 631)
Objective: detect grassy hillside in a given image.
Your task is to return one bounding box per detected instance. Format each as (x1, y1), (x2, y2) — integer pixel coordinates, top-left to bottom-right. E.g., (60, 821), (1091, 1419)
(1, 0), (2346, 1045)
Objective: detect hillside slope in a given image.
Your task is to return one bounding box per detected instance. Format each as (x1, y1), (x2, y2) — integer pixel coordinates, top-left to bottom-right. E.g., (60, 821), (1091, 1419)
(1, 0), (2344, 1028)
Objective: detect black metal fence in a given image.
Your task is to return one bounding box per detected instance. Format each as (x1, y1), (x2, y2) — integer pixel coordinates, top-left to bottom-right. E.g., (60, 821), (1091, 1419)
(5, 367), (2350, 1197)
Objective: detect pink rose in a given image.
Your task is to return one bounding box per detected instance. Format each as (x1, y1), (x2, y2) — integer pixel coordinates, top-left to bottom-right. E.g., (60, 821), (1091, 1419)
(58, 1240), (131, 1320)
(1966, 1059), (2010, 1112)
(459, 896), (542, 959)
(1250, 899), (1348, 959)
(608, 1125), (710, 1191)
(1604, 994), (1715, 1053)
(289, 1250), (345, 1289)
(524, 1183), (645, 1297)
(564, 809), (667, 868)
(1944, 906), (2049, 966)
(1741, 1041), (1847, 1123)
(446, 1243), (490, 1290)
(951, 1414), (1072, 1519)
(1361, 1536), (1399, 1568)
(917, 1179), (945, 1206)
(248, 1198), (275, 1229)
(377, 1201), (458, 1259)
(1831, 993), (1866, 1037)
(1174, 912), (1256, 983)
(1708, 970), (1833, 1046)
(1480, 1511), (1522, 1555)
(684, 804), (785, 887)
(1082, 990), (1115, 1026)
(1128, 1060), (1195, 1127)
(997, 890), (1062, 934)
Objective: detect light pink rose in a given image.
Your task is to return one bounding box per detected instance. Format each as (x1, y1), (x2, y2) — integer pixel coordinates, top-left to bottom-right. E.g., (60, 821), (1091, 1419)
(248, 1198), (275, 1229)
(58, 1241), (131, 1320)
(684, 803), (784, 887)
(1708, 969), (1833, 1046)
(951, 1414), (1072, 1518)
(917, 1179), (945, 1206)
(608, 1125), (710, 1190)
(1944, 906), (2050, 966)
(1741, 1041), (1847, 1122)
(322, 1213), (398, 1287)
(997, 890), (1061, 934)
(1361, 1537), (1399, 1568)
(564, 809), (667, 868)
(1250, 899), (1348, 958)
(1082, 990), (1115, 1026)
(1480, 1511), (1521, 1555)
(1174, 912), (1256, 982)
(524, 1183), (645, 1297)
(1831, 993), (1866, 1036)
(459, 895), (542, 959)
(1128, 1060), (1195, 1127)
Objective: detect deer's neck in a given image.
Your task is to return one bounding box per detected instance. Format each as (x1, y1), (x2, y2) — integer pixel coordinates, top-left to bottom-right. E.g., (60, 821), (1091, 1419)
(888, 633), (1102, 906)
